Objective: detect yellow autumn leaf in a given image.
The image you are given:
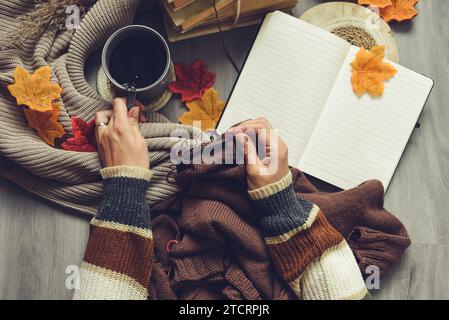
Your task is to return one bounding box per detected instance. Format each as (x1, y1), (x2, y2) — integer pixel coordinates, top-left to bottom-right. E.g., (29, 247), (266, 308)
(7, 65), (62, 112)
(179, 88), (225, 131)
(351, 46), (397, 97)
(23, 103), (65, 146)
(380, 0), (419, 22)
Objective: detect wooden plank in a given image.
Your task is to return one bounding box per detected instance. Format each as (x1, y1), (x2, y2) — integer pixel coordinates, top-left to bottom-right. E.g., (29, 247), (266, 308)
(0, 178), (89, 299)
(372, 244), (449, 300)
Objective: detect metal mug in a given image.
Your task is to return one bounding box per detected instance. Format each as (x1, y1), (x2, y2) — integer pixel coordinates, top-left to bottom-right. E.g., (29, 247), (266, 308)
(102, 25), (172, 109)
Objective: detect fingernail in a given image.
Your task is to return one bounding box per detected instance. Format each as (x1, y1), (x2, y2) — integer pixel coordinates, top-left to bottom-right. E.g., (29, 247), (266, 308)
(229, 127), (243, 135)
(132, 107), (140, 117)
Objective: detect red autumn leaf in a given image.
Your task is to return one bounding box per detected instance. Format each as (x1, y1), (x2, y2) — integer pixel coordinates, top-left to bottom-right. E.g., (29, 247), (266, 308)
(61, 117), (97, 152)
(168, 60), (216, 102)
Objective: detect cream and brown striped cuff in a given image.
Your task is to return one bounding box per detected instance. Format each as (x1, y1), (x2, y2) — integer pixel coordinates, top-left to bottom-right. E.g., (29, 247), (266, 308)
(248, 171), (293, 200)
(100, 166), (153, 181)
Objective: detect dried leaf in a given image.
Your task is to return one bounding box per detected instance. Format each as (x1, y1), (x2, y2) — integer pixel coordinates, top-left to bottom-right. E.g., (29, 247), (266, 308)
(2, 0), (97, 49)
(61, 117), (97, 152)
(23, 103), (65, 146)
(179, 88), (225, 131)
(380, 0), (419, 22)
(7, 66), (62, 112)
(351, 45), (397, 97)
(358, 0), (392, 8)
(168, 60), (216, 102)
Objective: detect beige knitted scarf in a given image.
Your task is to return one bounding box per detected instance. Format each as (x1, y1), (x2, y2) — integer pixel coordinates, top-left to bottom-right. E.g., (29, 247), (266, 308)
(0, 0), (203, 216)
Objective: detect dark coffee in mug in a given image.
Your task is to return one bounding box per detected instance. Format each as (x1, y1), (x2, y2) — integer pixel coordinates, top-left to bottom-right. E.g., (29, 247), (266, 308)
(102, 25), (172, 105)
(108, 34), (167, 89)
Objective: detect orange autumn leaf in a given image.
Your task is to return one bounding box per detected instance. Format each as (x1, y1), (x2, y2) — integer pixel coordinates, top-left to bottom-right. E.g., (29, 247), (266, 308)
(380, 0), (419, 22)
(7, 65), (62, 112)
(351, 45), (397, 97)
(179, 88), (225, 131)
(24, 103), (65, 146)
(358, 0), (392, 8)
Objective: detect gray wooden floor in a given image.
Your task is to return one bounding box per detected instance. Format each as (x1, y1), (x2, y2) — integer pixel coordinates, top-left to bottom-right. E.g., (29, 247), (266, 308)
(1, 0), (448, 300)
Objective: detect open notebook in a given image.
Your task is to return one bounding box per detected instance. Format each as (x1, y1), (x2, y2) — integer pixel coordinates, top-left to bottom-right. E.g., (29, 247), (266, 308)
(217, 11), (433, 191)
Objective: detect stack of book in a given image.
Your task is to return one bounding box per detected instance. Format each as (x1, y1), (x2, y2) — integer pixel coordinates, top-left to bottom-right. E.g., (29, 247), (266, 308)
(161, 0), (299, 42)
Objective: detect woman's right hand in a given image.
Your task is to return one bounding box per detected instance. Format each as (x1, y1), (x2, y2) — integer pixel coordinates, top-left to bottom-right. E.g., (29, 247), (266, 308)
(95, 98), (150, 169)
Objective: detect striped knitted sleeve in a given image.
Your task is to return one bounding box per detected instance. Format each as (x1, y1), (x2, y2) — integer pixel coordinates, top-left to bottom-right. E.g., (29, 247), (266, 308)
(73, 166), (154, 300)
(248, 172), (368, 300)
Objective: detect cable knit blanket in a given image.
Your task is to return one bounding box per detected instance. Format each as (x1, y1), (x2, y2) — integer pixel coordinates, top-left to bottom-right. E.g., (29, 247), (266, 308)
(0, 0), (205, 215)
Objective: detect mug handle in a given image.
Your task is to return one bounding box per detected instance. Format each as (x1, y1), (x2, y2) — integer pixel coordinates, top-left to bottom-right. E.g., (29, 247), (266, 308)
(126, 90), (137, 110)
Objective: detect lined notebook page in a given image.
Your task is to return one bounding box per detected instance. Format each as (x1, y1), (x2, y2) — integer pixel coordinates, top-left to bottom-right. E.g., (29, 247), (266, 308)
(217, 11), (350, 165)
(299, 45), (434, 190)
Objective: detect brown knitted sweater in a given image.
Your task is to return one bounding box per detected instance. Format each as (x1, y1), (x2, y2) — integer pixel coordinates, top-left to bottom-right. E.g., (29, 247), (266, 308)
(148, 163), (411, 299)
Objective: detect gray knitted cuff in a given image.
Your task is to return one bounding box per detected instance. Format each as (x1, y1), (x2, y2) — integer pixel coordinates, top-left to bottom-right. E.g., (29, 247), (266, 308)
(251, 180), (315, 238)
(97, 177), (151, 230)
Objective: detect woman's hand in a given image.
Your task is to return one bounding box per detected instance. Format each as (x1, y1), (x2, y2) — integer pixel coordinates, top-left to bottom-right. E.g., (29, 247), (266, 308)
(95, 98), (150, 169)
(229, 117), (290, 190)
